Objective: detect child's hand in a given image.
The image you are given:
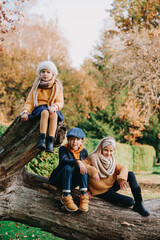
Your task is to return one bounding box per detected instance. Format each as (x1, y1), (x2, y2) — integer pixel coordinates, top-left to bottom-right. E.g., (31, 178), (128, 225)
(21, 112), (29, 121)
(93, 173), (100, 182)
(49, 106), (57, 114)
(77, 161), (87, 175)
(119, 180), (128, 191)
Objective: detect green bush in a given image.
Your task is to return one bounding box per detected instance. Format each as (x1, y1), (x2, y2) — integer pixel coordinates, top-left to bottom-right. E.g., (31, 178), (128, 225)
(132, 145), (156, 171)
(140, 114), (160, 159)
(26, 148), (59, 178)
(0, 125), (7, 136)
(152, 166), (160, 174)
(84, 138), (100, 154)
(114, 143), (133, 170)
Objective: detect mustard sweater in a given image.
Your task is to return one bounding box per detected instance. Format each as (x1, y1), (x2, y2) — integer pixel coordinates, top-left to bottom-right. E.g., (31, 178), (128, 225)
(23, 80), (64, 113)
(82, 158), (128, 196)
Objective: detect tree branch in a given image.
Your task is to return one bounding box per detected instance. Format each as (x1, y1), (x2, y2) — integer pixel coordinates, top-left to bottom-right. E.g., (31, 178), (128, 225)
(0, 116), (66, 178)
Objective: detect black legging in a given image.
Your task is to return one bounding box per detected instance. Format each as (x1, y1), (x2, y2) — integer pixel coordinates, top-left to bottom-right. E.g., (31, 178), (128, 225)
(97, 171), (138, 207)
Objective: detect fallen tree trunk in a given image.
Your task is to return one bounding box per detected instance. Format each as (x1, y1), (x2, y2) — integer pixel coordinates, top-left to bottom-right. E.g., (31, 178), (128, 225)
(0, 117), (160, 240)
(0, 168), (160, 240)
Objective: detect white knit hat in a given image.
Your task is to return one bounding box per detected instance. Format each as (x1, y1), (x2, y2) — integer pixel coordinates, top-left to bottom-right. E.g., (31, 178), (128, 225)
(37, 61), (58, 77)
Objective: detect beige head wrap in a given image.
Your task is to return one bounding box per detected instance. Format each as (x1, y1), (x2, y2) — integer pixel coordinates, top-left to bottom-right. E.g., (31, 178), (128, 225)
(89, 136), (116, 178)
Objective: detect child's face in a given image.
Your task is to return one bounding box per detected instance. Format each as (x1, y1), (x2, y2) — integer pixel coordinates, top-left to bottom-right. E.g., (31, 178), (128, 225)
(67, 136), (84, 151)
(102, 145), (114, 158)
(40, 69), (53, 81)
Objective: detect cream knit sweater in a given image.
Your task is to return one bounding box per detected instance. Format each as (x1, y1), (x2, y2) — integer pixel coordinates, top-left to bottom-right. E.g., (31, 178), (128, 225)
(83, 158), (128, 196)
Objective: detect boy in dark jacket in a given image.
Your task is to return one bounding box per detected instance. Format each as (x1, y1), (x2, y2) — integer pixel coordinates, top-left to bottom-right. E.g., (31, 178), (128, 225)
(49, 127), (89, 212)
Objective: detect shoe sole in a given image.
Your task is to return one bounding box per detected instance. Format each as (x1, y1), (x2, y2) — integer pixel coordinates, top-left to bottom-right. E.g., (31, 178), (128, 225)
(37, 145), (46, 150)
(46, 149), (54, 153)
(79, 207), (88, 212)
(61, 199), (78, 212)
(132, 208), (150, 217)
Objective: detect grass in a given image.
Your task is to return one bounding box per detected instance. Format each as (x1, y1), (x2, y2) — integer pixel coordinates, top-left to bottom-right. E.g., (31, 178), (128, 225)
(0, 221), (63, 240)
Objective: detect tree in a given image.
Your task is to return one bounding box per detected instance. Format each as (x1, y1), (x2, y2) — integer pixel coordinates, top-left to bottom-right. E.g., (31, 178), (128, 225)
(84, 25), (160, 144)
(0, 0), (25, 33)
(113, 28), (160, 122)
(61, 61), (108, 128)
(110, 0), (160, 31)
(3, 17), (70, 66)
(0, 117), (160, 240)
(0, 0), (33, 51)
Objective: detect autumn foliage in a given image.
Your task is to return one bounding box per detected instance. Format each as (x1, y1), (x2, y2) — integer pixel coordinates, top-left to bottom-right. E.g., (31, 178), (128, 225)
(0, 0), (31, 54)
(110, 0), (160, 31)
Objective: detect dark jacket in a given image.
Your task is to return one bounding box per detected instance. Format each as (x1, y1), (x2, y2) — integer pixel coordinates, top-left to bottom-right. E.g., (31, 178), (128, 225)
(49, 145), (88, 188)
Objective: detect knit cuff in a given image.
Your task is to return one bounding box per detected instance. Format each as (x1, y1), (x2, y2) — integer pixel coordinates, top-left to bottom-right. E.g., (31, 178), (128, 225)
(117, 175), (127, 182)
(62, 190), (71, 193)
(20, 110), (29, 116)
(80, 188), (87, 191)
(51, 104), (58, 110)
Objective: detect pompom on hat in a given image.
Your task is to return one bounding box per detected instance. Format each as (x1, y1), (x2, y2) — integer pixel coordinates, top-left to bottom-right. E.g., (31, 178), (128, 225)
(66, 128), (86, 139)
(37, 61), (58, 77)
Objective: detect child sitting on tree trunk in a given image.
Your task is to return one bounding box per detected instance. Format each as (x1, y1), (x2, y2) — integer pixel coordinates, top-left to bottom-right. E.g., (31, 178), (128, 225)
(49, 127), (89, 212)
(83, 136), (150, 217)
(21, 60), (64, 153)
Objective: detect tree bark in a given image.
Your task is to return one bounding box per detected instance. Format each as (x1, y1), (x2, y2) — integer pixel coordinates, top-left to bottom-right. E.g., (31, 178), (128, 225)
(0, 116), (66, 177)
(0, 117), (160, 240)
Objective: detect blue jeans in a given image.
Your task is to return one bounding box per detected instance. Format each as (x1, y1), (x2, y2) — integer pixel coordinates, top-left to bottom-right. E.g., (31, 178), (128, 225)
(97, 171), (138, 207)
(62, 164), (88, 193)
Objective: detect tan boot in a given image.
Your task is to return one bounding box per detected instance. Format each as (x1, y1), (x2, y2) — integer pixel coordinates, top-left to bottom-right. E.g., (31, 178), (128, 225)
(79, 194), (89, 212)
(61, 195), (78, 212)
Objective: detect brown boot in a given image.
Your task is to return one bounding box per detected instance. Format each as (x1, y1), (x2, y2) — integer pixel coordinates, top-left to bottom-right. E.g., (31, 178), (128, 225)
(61, 195), (78, 212)
(79, 194), (89, 212)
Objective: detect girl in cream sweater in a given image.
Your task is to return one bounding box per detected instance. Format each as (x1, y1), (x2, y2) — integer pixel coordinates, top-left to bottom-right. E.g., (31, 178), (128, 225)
(83, 136), (150, 217)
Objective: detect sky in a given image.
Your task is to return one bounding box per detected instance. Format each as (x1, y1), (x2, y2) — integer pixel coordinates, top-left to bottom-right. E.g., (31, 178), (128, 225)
(31, 0), (114, 69)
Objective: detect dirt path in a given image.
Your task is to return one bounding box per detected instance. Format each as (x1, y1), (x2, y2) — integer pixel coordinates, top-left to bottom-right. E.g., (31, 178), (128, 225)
(135, 171), (160, 184)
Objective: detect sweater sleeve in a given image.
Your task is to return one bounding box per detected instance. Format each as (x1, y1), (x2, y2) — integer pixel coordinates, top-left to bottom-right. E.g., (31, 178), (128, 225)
(59, 146), (77, 167)
(23, 88), (34, 113)
(82, 158), (99, 178)
(116, 162), (128, 182)
(80, 148), (88, 160)
(53, 85), (64, 111)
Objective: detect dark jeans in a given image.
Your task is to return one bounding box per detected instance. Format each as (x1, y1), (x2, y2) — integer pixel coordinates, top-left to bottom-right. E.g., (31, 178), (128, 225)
(97, 171), (138, 207)
(62, 164), (87, 193)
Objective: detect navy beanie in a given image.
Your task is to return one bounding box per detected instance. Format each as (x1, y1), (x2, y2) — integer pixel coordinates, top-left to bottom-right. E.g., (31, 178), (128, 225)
(66, 128), (86, 139)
